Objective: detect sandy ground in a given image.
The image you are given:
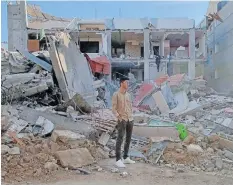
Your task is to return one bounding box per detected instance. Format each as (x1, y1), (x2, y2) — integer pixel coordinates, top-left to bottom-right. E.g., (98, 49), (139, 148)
(3, 159), (233, 185)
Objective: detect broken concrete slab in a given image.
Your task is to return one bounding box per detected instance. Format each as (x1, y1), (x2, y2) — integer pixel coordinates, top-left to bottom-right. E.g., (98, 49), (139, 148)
(33, 116), (54, 136)
(178, 100), (202, 117)
(51, 130), (85, 143)
(48, 38), (70, 101)
(12, 83), (49, 100)
(1, 145), (10, 155)
(6, 117), (29, 134)
(224, 150), (233, 161)
(170, 91), (189, 114)
(215, 158), (223, 170)
(98, 132), (110, 146)
(2, 73), (36, 88)
(48, 33), (95, 103)
(152, 91), (170, 114)
(18, 107), (94, 137)
(7, 51), (31, 74)
(55, 148), (94, 168)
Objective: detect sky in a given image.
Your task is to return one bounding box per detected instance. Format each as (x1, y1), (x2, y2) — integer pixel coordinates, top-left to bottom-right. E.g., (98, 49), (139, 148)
(1, 1), (209, 42)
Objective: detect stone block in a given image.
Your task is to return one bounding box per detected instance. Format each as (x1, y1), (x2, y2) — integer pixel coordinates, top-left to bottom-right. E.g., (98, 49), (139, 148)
(187, 144), (203, 155)
(215, 158), (223, 170)
(51, 130), (85, 143)
(44, 162), (59, 171)
(55, 148), (94, 168)
(1, 145), (10, 155)
(8, 147), (20, 155)
(98, 132), (110, 146)
(224, 150), (233, 161)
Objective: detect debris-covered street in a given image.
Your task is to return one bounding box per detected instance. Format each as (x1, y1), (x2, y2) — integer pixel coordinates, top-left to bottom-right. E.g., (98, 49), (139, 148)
(2, 160), (233, 185)
(1, 1), (233, 185)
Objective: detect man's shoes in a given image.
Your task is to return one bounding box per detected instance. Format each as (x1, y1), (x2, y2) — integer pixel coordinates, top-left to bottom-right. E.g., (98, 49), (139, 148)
(123, 157), (135, 164)
(115, 159), (126, 168)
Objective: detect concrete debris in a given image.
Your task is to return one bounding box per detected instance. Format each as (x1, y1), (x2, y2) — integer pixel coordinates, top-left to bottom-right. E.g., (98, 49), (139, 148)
(111, 168), (119, 173)
(1, 145), (10, 155)
(8, 147), (20, 155)
(187, 144), (204, 155)
(55, 93), (92, 113)
(92, 147), (109, 160)
(34, 116), (55, 136)
(44, 162), (59, 171)
(55, 148), (94, 168)
(120, 171), (128, 177)
(215, 158), (223, 170)
(6, 117), (28, 134)
(51, 130), (85, 143)
(224, 150), (233, 161)
(152, 91), (170, 114)
(18, 107), (95, 137)
(48, 32), (96, 103)
(98, 132), (110, 146)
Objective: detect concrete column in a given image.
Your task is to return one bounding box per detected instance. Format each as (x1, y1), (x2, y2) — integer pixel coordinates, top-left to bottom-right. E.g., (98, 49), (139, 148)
(102, 31), (112, 81)
(160, 35), (165, 57)
(188, 28), (196, 79)
(102, 31), (112, 57)
(199, 36), (206, 58)
(144, 29), (150, 81)
(8, 0), (28, 51)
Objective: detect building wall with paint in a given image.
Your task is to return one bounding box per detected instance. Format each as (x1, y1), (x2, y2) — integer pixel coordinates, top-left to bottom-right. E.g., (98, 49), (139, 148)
(205, 1), (233, 94)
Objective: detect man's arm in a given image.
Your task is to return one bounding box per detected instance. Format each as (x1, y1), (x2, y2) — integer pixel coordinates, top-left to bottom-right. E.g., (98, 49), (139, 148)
(112, 92), (120, 119)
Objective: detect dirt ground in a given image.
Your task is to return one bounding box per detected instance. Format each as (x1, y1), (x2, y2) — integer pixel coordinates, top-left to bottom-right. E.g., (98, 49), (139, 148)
(2, 159), (233, 185)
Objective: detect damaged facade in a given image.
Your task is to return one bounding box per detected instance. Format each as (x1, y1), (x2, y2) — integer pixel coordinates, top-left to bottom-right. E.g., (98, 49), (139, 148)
(199, 0), (233, 94)
(7, 1), (206, 83)
(2, 1), (233, 183)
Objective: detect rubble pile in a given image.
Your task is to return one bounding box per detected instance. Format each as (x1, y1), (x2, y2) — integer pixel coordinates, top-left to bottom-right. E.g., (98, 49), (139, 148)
(1, 125), (110, 182)
(1, 49), (60, 106)
(1, 32), (233, 183)
(1, 34), (115, 182)
(113, 74), (233, 175)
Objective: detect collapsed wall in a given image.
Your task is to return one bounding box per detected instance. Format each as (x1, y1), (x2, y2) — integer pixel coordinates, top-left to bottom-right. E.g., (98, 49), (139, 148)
(48, 32), (96, 104)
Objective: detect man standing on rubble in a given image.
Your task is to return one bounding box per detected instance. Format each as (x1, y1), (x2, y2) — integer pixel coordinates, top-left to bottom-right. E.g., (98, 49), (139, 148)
(112, 77), (135, 168)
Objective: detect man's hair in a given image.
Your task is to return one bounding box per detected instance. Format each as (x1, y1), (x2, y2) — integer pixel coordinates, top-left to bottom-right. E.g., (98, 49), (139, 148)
(120, 77), (129, 85)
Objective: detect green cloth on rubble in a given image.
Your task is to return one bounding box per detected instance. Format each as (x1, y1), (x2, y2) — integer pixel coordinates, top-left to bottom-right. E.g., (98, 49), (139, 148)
(175, 123), (188, 141)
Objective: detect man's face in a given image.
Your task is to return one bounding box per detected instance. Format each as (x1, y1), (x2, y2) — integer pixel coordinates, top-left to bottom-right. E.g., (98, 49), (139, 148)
(121, 80), (128, 90)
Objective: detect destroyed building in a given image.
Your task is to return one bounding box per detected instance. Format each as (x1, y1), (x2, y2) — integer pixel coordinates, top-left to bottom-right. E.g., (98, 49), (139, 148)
(200, 0), (233, 94)
(7, 1), (206, 84)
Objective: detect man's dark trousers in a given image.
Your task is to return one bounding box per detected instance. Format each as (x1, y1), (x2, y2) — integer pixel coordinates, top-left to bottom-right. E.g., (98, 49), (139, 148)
(116, 120), (133, 161)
